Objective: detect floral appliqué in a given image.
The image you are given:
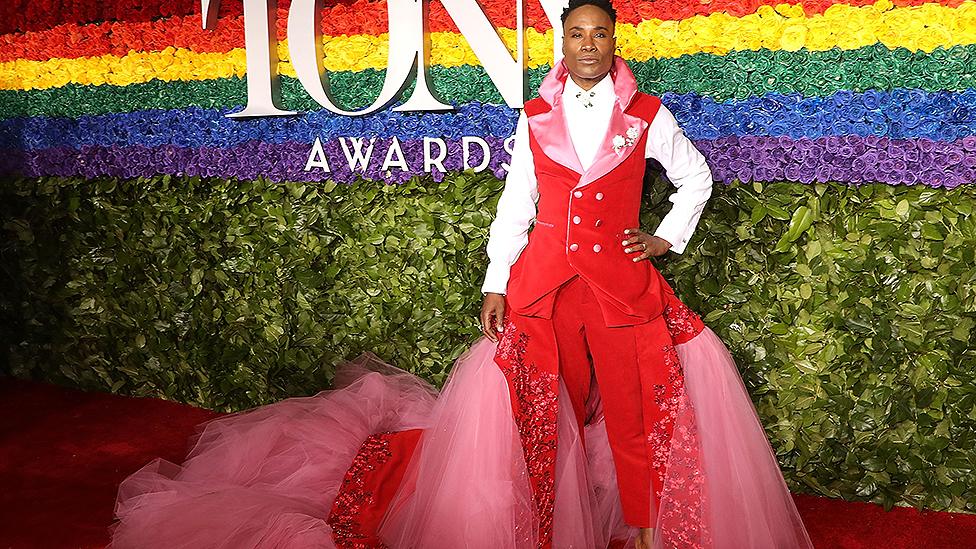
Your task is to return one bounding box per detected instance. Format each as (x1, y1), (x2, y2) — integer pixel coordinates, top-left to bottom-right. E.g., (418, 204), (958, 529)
(647, 345), (686, 476)
(495, 319), (559, 549)
(327, 434), (394, 549)
(663, 298), (705, 344)
(612, 125), (641, 153)
(651, 345), (710, 548)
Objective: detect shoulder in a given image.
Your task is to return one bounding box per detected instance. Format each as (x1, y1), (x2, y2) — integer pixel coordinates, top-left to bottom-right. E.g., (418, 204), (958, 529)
(523, 96), (551, 117)
(627, 92), (663, 121)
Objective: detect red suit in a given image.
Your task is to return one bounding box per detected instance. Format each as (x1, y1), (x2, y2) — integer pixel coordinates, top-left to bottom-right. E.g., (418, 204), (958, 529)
(505, 71), (666, 327)
(495, 57), (703, 546)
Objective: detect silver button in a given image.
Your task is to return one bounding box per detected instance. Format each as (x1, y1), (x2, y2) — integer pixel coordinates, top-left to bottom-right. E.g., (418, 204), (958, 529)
(573, 191), (583, 198)
(569, 243), (579, 252)
(595, 192), (604, 200)
(593, 244), (602, 253)
(572, 216), (581, 224)
(594, 219), (602, 227)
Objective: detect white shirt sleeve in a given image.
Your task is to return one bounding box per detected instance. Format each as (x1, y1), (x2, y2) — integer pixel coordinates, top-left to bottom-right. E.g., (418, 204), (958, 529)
(481, 112), (539, 295)
(645, 104), (714, 254)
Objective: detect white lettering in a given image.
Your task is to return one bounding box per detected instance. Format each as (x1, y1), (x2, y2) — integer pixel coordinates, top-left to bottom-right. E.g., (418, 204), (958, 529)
(424, 137), (448, 172)
(288, 0), (451, 116)
(382, 137), (410, 172)
(501, 134), (517, 173)
(207, 0), (573, 117)
(438, 0), (526, 108)
(462, 136), (491, 172)
(202, 0), (296, 118)
(304, 137), (332, 171)
(340, 137), (376, 172)
(539, 0), (569, 64)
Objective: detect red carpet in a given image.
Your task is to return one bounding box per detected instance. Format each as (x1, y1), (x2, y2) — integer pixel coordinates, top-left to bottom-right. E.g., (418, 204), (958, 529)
(1, 377), (974, 549)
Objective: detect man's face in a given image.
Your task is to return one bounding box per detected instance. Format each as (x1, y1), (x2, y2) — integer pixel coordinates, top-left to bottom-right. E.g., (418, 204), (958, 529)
(561, 5), (616, 90)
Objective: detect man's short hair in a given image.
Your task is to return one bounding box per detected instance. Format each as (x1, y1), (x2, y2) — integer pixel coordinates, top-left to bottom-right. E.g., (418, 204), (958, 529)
(560, 0), (617, 25)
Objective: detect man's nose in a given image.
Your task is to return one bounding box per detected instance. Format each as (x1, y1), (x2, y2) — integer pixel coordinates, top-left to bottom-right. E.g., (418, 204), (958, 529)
(581, 37), (596, 50)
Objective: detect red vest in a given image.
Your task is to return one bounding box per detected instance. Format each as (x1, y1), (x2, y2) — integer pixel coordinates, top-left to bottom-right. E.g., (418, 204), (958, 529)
(505, 92), (668, 327)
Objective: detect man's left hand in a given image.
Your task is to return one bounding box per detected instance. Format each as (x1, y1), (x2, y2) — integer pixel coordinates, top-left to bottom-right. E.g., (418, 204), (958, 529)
(622, 229), (671, 261)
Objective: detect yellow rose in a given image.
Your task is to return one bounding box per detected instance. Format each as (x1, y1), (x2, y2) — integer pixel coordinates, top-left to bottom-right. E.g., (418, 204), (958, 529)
(758, 19), (782, 49)
(774, 3), (805, 19)
(872, 0), (894, 14)
(779, 23), (807, 52)
(526, 29), (551, 67)
(225, 49), (248, 78)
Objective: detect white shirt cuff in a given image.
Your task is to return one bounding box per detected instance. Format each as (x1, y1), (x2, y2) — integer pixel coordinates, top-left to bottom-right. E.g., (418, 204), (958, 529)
(481, 262), (510, 295)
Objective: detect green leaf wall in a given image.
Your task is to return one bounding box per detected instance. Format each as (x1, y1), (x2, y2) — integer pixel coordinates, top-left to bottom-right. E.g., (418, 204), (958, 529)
(1, 174), (974, 513)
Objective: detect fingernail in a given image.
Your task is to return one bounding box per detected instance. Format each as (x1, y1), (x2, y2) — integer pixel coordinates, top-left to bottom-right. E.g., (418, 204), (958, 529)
(625, 248), (632, 253)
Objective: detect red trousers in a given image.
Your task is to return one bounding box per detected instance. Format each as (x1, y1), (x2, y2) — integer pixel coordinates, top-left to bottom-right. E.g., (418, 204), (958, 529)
(518, 276), (681, 529)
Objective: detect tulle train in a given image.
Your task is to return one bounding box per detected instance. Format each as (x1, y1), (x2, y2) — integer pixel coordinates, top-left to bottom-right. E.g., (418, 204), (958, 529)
(111, 330), (812, 548)
(110, 355), (437, 549)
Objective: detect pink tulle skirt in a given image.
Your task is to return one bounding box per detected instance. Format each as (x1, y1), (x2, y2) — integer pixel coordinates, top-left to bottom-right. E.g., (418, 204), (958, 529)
(110, 330), (813, 548)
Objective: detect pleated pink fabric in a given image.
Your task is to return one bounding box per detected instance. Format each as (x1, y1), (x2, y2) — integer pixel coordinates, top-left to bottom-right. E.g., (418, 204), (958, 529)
(377, 339), (539, 548)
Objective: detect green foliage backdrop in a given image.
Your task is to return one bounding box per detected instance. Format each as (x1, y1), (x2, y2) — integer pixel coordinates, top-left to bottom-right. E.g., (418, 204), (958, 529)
(1, 174), (974, 513)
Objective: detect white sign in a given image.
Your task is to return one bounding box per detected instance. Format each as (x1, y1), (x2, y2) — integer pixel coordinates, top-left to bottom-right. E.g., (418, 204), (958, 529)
(201, 0), (569, 117)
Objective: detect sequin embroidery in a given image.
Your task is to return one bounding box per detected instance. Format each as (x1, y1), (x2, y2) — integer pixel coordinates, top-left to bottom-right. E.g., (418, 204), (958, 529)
(496, 319), (559, 549)
(663, 298), (705, 344)
(327, 434), (393, 549)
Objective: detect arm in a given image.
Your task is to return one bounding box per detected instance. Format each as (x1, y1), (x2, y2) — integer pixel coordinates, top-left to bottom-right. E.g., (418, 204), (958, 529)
(644, 103), (714, 254)
(481, 111), (539, 294)
(480, 112), (539, 340)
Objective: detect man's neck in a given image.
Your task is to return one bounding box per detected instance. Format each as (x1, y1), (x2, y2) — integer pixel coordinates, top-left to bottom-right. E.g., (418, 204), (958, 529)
(568, 72), (609, 91)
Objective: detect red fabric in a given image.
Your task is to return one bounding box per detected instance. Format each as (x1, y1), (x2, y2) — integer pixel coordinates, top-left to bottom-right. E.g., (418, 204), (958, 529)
(327, 429), (423, 548)
(507, 93), (668, 327)
(494, 276), (708, 544)
(551, 277), (677, 527)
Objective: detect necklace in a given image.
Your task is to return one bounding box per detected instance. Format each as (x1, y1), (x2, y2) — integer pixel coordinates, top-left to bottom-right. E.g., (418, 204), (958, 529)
(575, 90), (596, 109)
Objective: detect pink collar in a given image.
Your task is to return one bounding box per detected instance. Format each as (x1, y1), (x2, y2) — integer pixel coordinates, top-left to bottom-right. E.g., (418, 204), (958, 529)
(537, 56), (639, 111)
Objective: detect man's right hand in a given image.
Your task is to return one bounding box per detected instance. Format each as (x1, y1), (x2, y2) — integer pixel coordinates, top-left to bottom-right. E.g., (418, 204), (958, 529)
(480, 293), (506, 342)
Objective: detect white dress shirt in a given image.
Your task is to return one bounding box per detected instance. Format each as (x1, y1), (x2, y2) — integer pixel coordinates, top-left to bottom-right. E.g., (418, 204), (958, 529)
(481, 74), (714, 295)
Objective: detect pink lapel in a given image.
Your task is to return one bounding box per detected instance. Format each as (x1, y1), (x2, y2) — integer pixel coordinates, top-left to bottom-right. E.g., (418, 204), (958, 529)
(576, 57), (647, 189)
(527, 61), (583, 174)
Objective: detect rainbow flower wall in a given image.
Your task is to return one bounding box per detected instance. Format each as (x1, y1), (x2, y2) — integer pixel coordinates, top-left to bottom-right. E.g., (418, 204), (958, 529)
(1, 0), (975, 187)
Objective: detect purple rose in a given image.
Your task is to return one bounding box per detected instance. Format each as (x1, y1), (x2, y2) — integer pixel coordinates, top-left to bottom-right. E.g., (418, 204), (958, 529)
(815, 164), (832, 182)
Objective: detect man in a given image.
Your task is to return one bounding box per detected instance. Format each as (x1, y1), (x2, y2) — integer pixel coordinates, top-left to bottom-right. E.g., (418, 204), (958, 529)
(480, 0), (713, 547)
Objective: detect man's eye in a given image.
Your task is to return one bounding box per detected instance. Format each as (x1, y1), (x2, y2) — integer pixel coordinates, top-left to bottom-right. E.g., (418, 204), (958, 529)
(572, 33), (582, 38)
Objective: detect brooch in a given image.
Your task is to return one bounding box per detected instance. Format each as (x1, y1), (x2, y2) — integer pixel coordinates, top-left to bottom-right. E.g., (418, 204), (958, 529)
(612, 126), (641, 153)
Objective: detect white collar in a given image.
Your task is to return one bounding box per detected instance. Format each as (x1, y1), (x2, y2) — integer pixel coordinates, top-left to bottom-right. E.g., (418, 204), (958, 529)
(564, 74), (614, 109)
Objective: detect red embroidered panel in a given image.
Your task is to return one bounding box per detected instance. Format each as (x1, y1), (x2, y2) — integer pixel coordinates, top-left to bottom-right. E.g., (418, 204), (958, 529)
(651, 347), (710, 548)
(327, 429), (423, 548)
(656, 392), (710, 548)
(495, 318), (559, 549)
(647, 344), (687, 491)
(663, 296), (705, 345)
